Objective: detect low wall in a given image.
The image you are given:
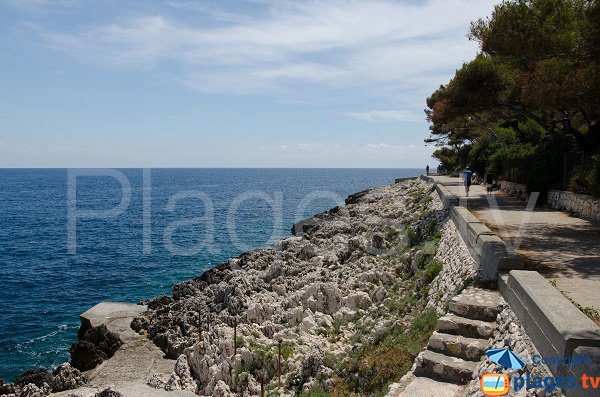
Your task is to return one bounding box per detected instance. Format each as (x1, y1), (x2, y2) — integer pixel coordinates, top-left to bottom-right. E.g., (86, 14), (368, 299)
(498, 180), (528, 201)
(547, 190), (600, 222)
(420, 175), (459, 208)
(500, 271), (600, 397)
(450, 206), (523, 280)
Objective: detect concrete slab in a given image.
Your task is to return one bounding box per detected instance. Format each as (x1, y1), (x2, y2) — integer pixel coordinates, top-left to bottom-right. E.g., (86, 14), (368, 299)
(51, 383), (197, 397)
(394, 375), (464, 397)
(51, 302), (183, 397)
(80, 302), (147, 343)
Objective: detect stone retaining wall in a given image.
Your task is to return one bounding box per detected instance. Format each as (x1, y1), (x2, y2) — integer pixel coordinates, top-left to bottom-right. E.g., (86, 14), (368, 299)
(426, 219), (478, 313)
(547, 190), (600, 222)
(499, 181), (528, 201)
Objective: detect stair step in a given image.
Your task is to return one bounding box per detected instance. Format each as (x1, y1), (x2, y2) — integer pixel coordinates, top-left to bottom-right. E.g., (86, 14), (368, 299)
(395, 375), (465, 397)
(449, 287), (505, 322)
(414, 350), (478, 385)
(427, 332), (490, 361)
(437, 313), (495, 339)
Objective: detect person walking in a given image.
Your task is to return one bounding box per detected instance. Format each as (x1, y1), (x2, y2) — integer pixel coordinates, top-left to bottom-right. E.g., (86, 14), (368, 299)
(463, 165), (473, 196)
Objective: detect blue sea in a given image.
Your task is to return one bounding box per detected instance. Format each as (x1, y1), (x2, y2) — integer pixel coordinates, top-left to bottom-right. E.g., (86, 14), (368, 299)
(0, 168), (419, 381)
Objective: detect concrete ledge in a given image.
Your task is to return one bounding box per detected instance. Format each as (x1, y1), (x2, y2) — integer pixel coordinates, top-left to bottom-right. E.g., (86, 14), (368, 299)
(79, 302), (147, 341)
(500, 271), (600, 356)
(500, 271), (600, 397)
(436, 184), (459, 208)
(447, 204), (523, 280)
(421, 175), (460, 208)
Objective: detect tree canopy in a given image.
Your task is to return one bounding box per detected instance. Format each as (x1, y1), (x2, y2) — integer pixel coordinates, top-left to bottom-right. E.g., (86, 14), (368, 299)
(426, 0), (600, 195)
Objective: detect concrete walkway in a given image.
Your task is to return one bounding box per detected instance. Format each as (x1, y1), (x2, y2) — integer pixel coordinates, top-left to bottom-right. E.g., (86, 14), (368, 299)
(433, 176), (600, 314)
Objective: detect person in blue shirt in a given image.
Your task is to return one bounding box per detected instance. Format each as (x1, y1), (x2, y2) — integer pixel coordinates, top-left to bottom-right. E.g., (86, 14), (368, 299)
(463, 166), (473, 196)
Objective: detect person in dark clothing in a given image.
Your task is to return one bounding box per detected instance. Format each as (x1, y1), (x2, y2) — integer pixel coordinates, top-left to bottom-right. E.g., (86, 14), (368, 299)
(426, 165), (430, 176)
(463, 166), (473, 196)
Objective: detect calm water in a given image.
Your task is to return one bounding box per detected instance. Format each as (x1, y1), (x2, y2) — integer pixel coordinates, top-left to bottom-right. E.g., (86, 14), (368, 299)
(0, 168), (419, 381)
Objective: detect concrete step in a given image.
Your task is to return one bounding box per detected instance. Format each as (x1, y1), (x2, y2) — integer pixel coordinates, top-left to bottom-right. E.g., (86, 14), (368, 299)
(437, 313), (495, 339)
(393, 375), (465, 397)
(427, 332), (490, 361)
(449, 287), (505, 322)
(414, 350), (478, 385)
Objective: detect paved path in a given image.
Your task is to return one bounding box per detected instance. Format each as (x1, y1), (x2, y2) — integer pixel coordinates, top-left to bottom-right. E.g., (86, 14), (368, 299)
(433, 176), (600, 314)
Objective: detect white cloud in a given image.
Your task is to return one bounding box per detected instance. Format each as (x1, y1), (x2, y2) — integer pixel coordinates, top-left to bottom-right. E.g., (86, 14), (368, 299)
(26, 0), (496, 96)
(344, 110), (422, 122)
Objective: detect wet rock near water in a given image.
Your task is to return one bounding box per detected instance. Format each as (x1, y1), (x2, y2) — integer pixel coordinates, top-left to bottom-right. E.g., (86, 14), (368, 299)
(70, 325), (123, 372)
(0, 364), (88, 397)
(13, 370), (52, 390)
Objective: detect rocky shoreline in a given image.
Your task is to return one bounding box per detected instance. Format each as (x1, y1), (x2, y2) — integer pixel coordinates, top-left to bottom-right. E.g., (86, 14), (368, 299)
(1, 177), (481, 397)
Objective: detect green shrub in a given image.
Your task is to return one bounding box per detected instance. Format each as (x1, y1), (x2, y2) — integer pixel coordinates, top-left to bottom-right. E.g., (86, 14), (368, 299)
(406, 227), (421, 247)
(385, 227), (399, 243)
(588, 154), (600, 197)
(423, 259), (443, 284)
(299, 387), (330, 397)
(235, 335), (245, 349)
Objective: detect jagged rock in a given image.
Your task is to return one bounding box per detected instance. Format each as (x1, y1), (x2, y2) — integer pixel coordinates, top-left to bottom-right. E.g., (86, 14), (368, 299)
(301, 283), (343, 315)
(19, 382), (50, 397)
(130, 317), (148, 334)
(344, 291), (371, 310)
(0, 379), (16, 395)
(345, 188), (371, 205)
(301, 345), (324, 379)
(371, 233), (386, 249)
(70, 325), (123, 371)
(147, 373), (166, 389)
(14, 369), (52, 389)
(126, 178), (457, 396)
(165, 355), (196, 393)
(50, 363), (87, 392)
(93, 387), (124, 397)
(147, 295), (174, 310)
(212, 380), (233, 397)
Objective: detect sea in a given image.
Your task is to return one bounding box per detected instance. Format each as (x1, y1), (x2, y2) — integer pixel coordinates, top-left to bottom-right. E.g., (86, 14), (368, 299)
(0, 168), (419, 381)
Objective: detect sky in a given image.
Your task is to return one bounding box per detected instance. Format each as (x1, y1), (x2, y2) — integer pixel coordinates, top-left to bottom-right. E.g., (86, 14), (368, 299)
(0, 0), (497, 168)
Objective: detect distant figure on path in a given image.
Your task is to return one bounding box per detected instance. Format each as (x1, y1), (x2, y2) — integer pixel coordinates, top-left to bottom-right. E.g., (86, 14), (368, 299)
(463, 166), (473, 196)
(485, 174), (495, 194)
(426, 165), (430, 176)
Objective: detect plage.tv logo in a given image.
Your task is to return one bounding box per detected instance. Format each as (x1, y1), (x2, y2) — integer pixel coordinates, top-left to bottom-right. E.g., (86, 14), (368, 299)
(480, 373), (510, 396)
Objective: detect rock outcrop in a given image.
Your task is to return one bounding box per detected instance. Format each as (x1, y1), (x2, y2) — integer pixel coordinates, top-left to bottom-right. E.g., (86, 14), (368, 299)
(70, 325), (123, 372)
(129, 178), (474, 395)
(50, 364), (87, 392)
